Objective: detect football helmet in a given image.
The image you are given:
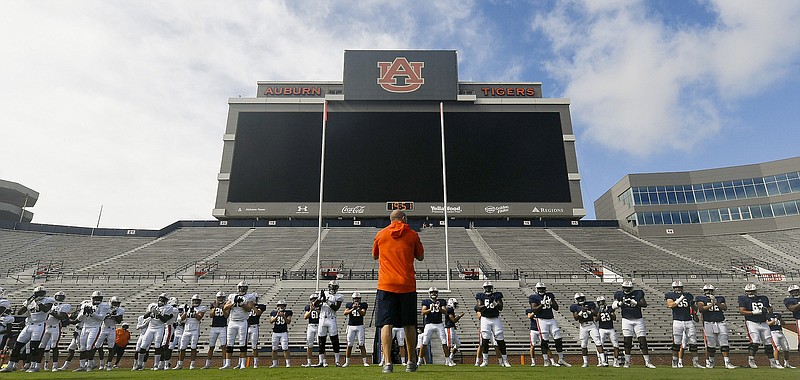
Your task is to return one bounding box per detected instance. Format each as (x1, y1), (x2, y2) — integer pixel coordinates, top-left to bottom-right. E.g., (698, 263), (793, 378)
(428, 287), (439, 300)
(122, 323), (129, 329)
(744, 283), (757, 298)
(671, 280), (684, 294)
(91, 290), (103, 305)
(574, 292), (586, 304)
(702, 284), (715, 295)
(621, 280), (634, 294)
(535, 282), (546, 295)
(191, 294), (202, 307)
(596, 295), (606, 306)
(216, 291), (226, 302)
(276, 299), (287, 311)
(169, 297), (178, 307)
(54, 291), (66, 302)
(447, 298), (459, 309)
(237, 281), (249, 295)
(352, 291), (362, 303)
(483, 281), (494, 295)
(328, 280), (340, 294)
(33, 286), (46, 299)
(309, 293), (319, 300)
(788, 284), (800, 297)
(157, 293), (169, 306)
(109, 296), (121, 307)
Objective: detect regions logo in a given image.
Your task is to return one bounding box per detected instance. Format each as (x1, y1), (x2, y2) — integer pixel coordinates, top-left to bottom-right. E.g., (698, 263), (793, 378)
(531, 207), (564, 213)
(377, 57), (424, 93)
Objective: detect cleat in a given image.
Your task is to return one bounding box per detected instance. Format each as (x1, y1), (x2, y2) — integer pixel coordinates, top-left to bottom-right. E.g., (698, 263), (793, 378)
(269, 364), (278, 368)
(26, 368), (40, 373)
(0, 366), (15, 373)
(693, 362), (705, 368)
(363, 363), (370, 367)
(73, 367), (86, 372)
(748, 359), (758, 369)
(645, 363), (656, 369)
(219, 364), (231, 370)
(52, 367), (60, 372)
(201, 364), (210, 369)
(784, 363), (796, 369)
(382, 363), (393, 373)
(613, 362), (620, 368)
(558, 359), (572, 367)
(725, 363), (737, 369)
(301, 363), (311, 367)
(623, 363), (630, 368)
(342, 362), (349, 368)
(770, 363), (784, 369)
(405, 362), (417, 372)
(502, 360), (511, 368)
(335, 362), (342, 367)
(480, 361), (488, 367)
(582, 363), (589, 368)
(531, 362), (536, 367)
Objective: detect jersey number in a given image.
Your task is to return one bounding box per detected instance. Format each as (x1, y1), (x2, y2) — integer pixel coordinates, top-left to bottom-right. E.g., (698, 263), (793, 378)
(676, 299), (688, 308)
(275, 316), (285, 325)
(600, 312), (611, 322)
(751, 302), (764, 314)
(214, 308), (224, 317)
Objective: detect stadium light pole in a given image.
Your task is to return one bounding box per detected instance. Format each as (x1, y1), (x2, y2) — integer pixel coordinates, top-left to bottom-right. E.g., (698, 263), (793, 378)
(315, 100), (329, 291)
(440, 102), (451, 291)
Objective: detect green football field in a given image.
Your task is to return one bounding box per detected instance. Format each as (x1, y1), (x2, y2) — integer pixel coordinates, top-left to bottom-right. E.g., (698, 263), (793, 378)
(1, 365), (799, 380)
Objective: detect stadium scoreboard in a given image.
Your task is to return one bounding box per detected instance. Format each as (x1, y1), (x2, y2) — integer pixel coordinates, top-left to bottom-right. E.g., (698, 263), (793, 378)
(213, 50), (585, 220)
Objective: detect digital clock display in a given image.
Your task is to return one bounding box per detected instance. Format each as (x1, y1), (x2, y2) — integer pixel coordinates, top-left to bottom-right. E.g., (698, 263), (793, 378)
(386, 201), (414, 211)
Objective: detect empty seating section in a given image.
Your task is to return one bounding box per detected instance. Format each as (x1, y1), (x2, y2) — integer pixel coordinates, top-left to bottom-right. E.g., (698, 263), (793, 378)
(215, 228), (317, 271)
(2, 225), (799, 355)
(476, 228), (587, 272)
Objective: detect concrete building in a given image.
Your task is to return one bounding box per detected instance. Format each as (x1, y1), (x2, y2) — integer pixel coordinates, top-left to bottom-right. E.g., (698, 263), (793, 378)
(0, 179), (38, 223)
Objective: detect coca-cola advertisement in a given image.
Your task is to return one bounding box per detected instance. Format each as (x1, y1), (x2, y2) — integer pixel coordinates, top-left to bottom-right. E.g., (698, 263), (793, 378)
(341, 205), (366, 214)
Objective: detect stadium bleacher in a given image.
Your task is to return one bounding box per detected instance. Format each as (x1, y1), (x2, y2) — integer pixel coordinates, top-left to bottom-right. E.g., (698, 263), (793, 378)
(1, 224), (799, 361)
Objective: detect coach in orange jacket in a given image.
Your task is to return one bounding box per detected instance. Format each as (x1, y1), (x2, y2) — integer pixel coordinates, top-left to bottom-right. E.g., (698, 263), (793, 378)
(372, 210), (424, 373)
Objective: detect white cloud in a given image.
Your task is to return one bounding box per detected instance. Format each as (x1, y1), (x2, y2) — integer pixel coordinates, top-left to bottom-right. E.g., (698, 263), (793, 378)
(531, 0), (800, 156)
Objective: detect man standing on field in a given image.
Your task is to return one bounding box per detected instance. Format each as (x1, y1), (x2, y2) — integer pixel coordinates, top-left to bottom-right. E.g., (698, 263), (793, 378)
(373, 210), (424, 373)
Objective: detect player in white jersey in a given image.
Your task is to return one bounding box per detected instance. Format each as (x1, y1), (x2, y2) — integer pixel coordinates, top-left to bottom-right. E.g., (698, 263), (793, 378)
(221, 281), (255, 369)
(40, 291), (71, 371)
(175, 294), (206, 370)
(160, 297), (180, 369)
(1, 286), (54, 373)
(133, 306), (152, 366)
(315, 280), (344, 367)
(95, 296), (123, 370)
(133, 293), (175, 371)
(72, 290), (110, 372)
(0, 287), (13, 367)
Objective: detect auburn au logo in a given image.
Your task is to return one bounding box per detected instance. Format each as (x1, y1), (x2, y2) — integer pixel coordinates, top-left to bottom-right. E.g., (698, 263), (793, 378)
(377, 57), (424, 93)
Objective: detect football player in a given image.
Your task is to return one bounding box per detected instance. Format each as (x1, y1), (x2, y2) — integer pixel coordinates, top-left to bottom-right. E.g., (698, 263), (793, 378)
(315, 280), (344, 367)
(269, 299), (292, 368)
(302, 293), (321, 367)
(569, 292), (607, 367)
(222, 282), (256, 369)
(247, 293), (266, 368)
(1, 286), (54, 373)
(444, 298), (463, 366)
(525, 302), (544, 366)
(175, 294), (206, 369)
(203, 291), (228, 369)
(475, 281), (511, 367)
(133, 293), (174, 371)
(55, 310), (82, 370)
(133, 304), (152, 368)
(664, 281), (701, 368)
(72, 290), (109, 372)
(96, 296), (124, 370)
(343, 291), (369, 367)
(695, 284), (735, 369)
(0, 288), (14, 368)
(612, 280), (656, 368)
(40, 291), (71, 371)
(162, 298), (181, 369)
(783, 284), (800, 357)
(378, 327), (408, 366)
(595, 296), (620, 367)
(528, 282), (569, 366)
(418, 287), (451, 366)
(738, 283), (782, 368)
(767, 312), (795, 368)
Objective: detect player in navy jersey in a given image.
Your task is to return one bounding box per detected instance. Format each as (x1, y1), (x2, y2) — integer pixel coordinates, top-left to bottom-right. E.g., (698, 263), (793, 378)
(664, 281), (701, 368)
(738, 283), (782, 368)
(768, 313), (795, 368)
(269, 300), (292, 368)
(694, 284), (735, 369)
(612, 280), (655, 368)
(569, 293), (607, 367)
(475, 281), (511, 367)
(302, 293), (321, 367)
(444, 298), (463, 366)
(202, 291), (227, 369)
(418, 287), (451, 366)
(783, 284), (800, 357)
(528, 282), (569, 366)
(343, 292), (369, 367)
(594, 296), (620, 367)
(525, 306), (546, 366)
(246, 294), (266, 368)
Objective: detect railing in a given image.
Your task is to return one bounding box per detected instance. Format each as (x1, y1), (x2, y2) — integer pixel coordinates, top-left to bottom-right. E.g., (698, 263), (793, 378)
(282, 268), (519, 281)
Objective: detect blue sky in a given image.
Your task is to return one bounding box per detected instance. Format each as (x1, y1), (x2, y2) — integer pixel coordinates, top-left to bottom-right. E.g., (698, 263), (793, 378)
(1, 0), (799, 228)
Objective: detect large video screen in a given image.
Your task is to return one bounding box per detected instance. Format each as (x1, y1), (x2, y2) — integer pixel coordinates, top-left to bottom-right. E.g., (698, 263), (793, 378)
(227, 111), (571, 203)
